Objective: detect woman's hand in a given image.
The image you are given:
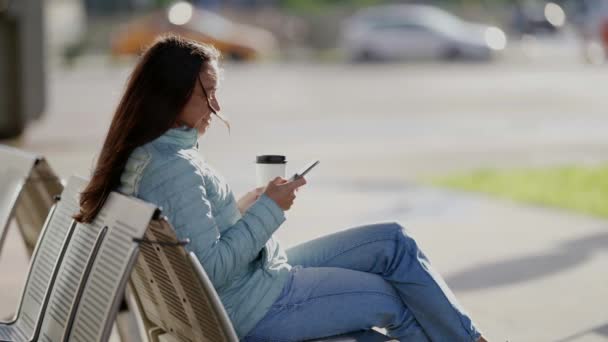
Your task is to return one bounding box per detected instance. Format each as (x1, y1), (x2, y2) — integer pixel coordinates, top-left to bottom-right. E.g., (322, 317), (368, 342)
(264, 176), (307, 211)
(237, 186), (265, 214)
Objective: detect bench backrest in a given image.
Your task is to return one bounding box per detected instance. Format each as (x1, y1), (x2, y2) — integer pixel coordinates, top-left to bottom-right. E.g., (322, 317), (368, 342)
(0, 145), (39, 250)
(129, 217), (238, 342)
(13, 158), (63, 254)
(0, 145), (63, 256)
(37, 182), (157, 342)
(0, 176), (83, 341)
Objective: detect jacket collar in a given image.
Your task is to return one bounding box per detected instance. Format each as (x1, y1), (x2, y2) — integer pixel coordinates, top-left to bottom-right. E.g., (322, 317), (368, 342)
(154, 125), (199, 149)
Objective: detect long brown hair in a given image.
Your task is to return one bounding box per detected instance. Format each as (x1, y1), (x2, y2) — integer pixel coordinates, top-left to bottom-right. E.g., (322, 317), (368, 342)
(74, 35), (220, 223)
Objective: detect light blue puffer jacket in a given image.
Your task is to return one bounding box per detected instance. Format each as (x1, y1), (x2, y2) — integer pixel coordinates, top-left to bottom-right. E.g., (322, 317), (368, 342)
(117, 126), (291, 339)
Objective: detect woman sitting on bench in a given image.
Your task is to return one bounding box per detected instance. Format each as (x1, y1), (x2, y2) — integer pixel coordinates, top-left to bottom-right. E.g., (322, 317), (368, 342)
(75, 36), (487, 342)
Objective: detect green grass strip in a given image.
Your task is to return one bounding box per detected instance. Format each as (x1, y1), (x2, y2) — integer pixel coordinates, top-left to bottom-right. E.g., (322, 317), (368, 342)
(433, 164), (608, 218)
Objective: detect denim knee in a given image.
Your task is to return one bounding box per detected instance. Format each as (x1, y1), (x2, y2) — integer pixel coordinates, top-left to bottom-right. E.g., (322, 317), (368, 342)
(386, 221), (418, 255)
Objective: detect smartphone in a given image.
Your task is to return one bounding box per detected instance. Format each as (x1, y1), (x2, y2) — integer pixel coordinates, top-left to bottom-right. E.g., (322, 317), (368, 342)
(289, 160), (320, 181)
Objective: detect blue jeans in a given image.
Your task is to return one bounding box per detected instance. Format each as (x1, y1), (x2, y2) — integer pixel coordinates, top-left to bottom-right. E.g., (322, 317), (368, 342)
(242, 222), (481, 342)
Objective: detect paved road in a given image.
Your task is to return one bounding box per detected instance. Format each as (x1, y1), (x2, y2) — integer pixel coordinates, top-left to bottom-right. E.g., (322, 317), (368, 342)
(1, 57), (607, 341)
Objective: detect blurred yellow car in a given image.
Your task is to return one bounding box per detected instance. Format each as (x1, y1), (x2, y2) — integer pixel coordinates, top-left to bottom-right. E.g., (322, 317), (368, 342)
(111, 2), (278, 61)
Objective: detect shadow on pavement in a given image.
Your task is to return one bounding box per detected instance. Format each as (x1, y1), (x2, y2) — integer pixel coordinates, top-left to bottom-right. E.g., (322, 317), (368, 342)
(554, 322), (608, 342)
(445, 230), (608, 292)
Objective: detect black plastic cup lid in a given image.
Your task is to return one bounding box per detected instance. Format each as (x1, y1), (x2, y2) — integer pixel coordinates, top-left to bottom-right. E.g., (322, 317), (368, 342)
(256, 155), (286, 164)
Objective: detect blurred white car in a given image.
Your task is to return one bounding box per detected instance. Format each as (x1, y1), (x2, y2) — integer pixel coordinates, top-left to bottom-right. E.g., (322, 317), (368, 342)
(341, 4), (507, 62)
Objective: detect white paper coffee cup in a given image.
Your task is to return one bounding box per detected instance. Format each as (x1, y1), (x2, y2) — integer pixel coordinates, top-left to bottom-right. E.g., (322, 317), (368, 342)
(256, 155), (286, 187)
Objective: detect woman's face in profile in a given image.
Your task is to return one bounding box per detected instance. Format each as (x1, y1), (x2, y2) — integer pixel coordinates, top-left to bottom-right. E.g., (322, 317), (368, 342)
(176, 62), (221, 135)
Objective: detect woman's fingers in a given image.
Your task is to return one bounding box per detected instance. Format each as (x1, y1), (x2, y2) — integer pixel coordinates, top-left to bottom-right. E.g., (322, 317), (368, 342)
(264, 176), (306, 211)
(288, 176), (307, 189)
(253, 186), (265, 197)
(276, 177), (288, 185)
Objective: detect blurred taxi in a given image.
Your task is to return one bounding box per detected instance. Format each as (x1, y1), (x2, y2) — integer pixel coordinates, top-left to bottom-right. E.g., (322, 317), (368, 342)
(111, 2), (278, 61)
